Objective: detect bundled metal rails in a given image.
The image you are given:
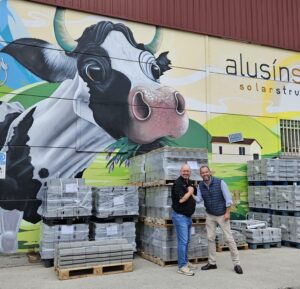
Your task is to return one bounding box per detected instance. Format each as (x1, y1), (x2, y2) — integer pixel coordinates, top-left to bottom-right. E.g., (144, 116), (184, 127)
(130, 147), (209, 266)
(247, 159), (300, 249)
(54, 239), (134, 280)
(38, 179), (92, 219)
(38, 179), (92, 266)
(215, 227), (248, 251)
(230, 219), (281, 249)
(91, 186), (139, 252)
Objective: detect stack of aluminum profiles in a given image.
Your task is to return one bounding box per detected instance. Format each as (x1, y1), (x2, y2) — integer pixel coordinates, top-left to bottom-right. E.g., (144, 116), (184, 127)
(270, 186), (300, 211)
(144, 146), (208, 182)
(215, 227), (246, 246)
(54, 239), (133, 269)
(128, 154), (146, 184)
(247, 212), (272, 227)
(244, 227), (281, 243)
(138, 224), (208, 261)
(92, 186), (139, 218)
(141, 185), (206, 219)
(38, 179), (92, 218)
(247, 159), (300, 182)
(272, 215), (300, 243)
(39, 223), (89, 260)
(90, 222), (136, 251)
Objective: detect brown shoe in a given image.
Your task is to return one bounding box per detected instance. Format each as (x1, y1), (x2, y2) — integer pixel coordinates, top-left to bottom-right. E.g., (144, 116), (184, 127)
(201, 263), (217, 270)
(234, 265), (243, 274)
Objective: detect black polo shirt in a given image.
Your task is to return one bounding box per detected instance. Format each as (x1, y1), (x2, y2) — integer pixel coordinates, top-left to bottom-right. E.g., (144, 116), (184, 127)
(171, 176), (196, 217)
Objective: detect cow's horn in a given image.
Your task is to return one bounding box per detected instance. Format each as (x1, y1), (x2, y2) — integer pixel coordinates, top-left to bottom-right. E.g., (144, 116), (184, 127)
(145, 27), (163, 54)
(54, 8), (77, 52)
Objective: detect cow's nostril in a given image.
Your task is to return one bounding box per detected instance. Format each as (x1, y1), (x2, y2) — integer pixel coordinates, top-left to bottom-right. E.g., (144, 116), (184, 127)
(132, 91), (152, 121)
(174, 92), (185, 115)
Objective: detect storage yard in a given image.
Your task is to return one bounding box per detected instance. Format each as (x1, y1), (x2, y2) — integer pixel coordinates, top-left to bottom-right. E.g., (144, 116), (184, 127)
(0, 248), (299, 289)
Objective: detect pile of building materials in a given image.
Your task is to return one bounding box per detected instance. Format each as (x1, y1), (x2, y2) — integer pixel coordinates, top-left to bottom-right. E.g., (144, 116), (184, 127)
(247, 159), (300, 248)
(230, 219), (281, 249)
(138, 223), (208, 264)
(130, 147), (209, 265)
(91, 186), (138, 251)
(215, 227), (247, 251)
(90, 222), (136, 251)
(139, 185), (206, 220)
(54, 239), (133, 280)
(38, 179), (92, 218)
(92, 186), (139, 218)
(144, 146), (208, 184)
(38, 178), (92, 265)
(272, 215), (300, 247)
(40, 223), (89, 260)
(247, 159), (300, 182)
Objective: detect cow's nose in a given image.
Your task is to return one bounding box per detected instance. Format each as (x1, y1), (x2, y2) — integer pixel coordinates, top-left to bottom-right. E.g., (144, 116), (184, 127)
(174, 92), (185, 115)
(132, 91), (151, 121)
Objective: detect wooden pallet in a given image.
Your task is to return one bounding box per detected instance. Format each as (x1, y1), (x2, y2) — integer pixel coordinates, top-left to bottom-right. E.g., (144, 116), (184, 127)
(138, 251), (208, 267)
(216, 243), (249, 252)
(141, 216), (206, 227)
(281, 240), (300, 249)
(128, 181), (144, 187)
(248, 242), (281, 249)
(56, 262), (133, 280)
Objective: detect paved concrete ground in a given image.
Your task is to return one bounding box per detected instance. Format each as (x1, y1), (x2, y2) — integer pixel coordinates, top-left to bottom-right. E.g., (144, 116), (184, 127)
(0, 247), (299, 289)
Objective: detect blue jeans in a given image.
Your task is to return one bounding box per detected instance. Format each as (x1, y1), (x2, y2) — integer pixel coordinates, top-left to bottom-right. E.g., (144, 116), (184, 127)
(172, 211), (192, 268)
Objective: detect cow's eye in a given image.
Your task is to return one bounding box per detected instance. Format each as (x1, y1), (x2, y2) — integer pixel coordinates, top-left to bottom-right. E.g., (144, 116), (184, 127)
(151, 63), (161, 80)
(85, 64), (106, 82)
(139, 51), (161, 82)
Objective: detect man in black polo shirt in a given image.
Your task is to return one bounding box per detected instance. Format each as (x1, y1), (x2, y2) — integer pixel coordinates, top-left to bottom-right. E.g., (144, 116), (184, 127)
(172, 164), (197, 276)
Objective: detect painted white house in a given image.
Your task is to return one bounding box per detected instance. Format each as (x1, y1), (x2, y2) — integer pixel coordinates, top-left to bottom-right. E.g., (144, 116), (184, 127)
(211, 136), (262, 163)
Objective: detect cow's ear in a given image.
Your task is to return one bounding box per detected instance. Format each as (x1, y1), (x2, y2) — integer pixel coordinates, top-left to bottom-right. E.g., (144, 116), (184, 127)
(1, 38), (77, 82)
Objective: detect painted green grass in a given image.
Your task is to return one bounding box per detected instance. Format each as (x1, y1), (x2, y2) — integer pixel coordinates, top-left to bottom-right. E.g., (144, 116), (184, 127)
(9, 83), (61, 109)
(211, 162), (248, 219)
(17, 221), (40, 252)
(84, 153), (130, 186)
(204, 114), (280, 156)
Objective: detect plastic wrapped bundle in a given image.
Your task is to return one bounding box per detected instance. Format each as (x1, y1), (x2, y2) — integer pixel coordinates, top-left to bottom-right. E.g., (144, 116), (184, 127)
(247, 186), (270, 209)
(215, 227), (246, 246)
(247, 212), (272, 227)
(37, 178), (92, 218)
(230, 219), (267, 234)
(90, 222), (136, 251)
(138, 224), (208, 261)
(144, 146), (208, 182)
(245, 227), (281, 243)
(129, 154), (145, 183)
(272, 215), (300, 243)
(39, 223), (89, 259)
(141, 186), (206, 219)
(0, 208), (23, 254)
(92, 186), (139, 218)
(270, 185), (300, 211)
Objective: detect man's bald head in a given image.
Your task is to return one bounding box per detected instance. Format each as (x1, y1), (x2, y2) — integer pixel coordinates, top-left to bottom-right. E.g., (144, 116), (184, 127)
(180, 164), (191, 180)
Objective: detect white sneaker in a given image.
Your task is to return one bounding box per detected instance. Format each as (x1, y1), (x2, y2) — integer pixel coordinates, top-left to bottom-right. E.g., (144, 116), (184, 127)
(188, 262), (198, 270)
(177, 266), (195, 276)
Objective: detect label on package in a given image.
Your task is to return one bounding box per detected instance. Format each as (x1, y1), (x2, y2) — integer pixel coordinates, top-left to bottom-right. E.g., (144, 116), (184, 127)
(65, 183), (78, 193)
(106, 225), (118, 236)
(113, 195), (125, 206)
(187, 161), (198, 170)
(61, 225), (74, 235)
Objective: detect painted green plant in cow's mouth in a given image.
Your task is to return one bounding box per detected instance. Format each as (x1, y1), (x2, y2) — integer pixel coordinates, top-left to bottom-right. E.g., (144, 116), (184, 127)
(105, 136), (176, 172)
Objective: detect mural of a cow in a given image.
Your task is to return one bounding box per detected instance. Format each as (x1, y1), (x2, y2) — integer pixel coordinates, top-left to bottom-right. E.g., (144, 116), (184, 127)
(0, 8), (188, 252)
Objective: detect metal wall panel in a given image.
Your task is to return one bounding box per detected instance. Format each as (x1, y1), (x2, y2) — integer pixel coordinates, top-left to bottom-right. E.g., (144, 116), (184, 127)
(27, 0), (300, 52)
